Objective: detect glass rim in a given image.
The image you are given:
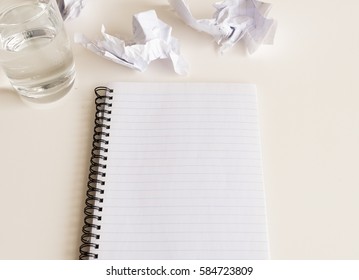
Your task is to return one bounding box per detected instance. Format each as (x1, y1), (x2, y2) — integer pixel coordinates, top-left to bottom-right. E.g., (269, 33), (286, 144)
(0, 0), (53, 27)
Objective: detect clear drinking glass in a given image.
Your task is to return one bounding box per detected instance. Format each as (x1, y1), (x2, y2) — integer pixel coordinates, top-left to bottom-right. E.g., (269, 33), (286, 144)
(0, 0), (75, 103)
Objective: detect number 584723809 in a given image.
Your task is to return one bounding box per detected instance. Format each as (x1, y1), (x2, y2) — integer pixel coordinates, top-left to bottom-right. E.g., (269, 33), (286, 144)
(199, 266), (253, 276)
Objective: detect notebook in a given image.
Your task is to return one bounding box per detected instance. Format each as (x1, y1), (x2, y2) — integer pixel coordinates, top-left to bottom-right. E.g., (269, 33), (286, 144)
(79, 82), (269, 260)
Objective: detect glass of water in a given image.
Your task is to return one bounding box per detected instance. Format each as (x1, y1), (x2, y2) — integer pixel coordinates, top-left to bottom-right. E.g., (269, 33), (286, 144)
(0, 0), (75, 103)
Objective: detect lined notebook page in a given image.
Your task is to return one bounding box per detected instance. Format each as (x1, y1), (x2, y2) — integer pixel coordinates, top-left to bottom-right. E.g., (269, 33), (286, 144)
(92, 83), (268, 259)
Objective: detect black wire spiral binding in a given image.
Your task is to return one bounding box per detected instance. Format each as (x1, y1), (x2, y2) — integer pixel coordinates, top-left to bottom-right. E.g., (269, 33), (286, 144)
(79, 86), (113, 260)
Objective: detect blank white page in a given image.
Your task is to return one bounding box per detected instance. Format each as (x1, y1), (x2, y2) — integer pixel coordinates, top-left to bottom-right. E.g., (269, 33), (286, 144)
(91, 82), (268, 259)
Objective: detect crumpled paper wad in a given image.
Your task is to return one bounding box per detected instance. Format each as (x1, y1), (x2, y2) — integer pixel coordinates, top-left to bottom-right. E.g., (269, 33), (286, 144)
(57, 0), (86, 21)
(168, 0), (277, 54)
(75, 10), (189, 75)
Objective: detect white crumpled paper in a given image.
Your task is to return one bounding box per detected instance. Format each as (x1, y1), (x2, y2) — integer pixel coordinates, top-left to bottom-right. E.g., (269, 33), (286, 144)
(168, 0), (277, 54)
(57, 0), (86, 21)
(75, 10), (189, 75)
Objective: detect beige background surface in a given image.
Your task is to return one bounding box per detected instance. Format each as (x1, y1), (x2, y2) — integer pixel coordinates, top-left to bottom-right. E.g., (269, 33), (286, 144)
(0, 0), (358, 259)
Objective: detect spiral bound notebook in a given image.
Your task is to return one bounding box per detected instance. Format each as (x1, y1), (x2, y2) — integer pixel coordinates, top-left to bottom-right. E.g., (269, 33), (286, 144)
(79, 82), (269, 260)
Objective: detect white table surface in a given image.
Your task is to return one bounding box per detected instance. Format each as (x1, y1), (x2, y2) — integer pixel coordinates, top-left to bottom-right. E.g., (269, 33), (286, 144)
(1, 0), (358, 259)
